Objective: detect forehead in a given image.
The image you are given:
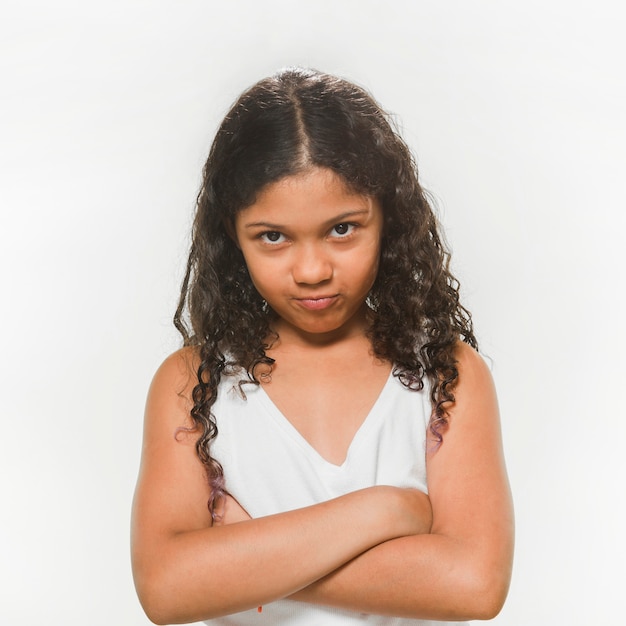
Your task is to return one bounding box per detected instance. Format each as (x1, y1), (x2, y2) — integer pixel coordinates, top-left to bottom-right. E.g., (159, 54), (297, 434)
(237, 167), (377, 226)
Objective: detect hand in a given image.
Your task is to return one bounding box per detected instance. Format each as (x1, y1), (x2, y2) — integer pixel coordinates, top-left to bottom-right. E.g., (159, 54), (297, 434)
(213, 494), (252, 526)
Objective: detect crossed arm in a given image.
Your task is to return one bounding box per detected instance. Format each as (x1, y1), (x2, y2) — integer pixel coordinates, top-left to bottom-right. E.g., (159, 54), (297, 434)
(131, 344), (514, 624)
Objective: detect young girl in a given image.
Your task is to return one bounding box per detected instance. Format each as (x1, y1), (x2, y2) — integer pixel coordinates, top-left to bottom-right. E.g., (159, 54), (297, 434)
(131, 68), (514, 625)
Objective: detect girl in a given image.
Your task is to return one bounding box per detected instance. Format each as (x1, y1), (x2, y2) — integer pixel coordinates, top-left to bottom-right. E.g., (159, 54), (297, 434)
(131, 68), (514, 625)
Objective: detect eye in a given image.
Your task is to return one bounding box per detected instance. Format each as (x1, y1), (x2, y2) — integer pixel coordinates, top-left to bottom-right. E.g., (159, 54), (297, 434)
(259, 231), (286, 245)
(330, 223), (356, 238)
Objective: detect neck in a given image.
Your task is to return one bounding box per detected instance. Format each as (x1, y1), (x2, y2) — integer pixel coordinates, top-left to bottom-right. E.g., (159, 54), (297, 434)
(269, 305), (373, 352)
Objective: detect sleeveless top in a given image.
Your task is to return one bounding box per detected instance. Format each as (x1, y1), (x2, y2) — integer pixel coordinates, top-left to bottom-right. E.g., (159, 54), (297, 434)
(204, 369), (468, 626)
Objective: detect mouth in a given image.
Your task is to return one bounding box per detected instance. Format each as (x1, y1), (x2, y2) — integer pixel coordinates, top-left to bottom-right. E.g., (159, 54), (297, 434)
(294, 295), (339, 311)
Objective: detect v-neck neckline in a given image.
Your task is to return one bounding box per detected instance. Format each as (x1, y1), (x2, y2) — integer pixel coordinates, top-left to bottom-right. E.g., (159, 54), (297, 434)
(255, 370), (396, 469)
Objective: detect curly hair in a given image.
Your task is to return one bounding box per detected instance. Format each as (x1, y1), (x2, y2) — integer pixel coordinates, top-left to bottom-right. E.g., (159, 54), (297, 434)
(174, 67), (477, 515)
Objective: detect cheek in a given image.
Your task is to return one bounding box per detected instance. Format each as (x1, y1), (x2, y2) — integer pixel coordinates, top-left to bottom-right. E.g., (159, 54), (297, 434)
(241, 256), (276, 299)
(360, 241), (382, 284)
(243, 263), (263, 292)
(365, 260), (380, 293)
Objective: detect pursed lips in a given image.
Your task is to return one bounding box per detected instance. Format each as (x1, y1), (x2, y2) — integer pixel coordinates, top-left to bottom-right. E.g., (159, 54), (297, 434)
(292, 295), (339, 310)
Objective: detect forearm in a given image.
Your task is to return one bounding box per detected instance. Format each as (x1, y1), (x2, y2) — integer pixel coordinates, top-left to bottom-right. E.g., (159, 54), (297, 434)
(290, 343), (513, 621)
(134, 486), (428, 624)
(291, 532), (513, 621)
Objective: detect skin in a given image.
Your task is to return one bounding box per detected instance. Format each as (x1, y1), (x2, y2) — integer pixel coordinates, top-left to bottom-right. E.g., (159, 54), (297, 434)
(131, 167), (514, 624)
(234, 168), (389, 464)
(235, 167), (383, 345)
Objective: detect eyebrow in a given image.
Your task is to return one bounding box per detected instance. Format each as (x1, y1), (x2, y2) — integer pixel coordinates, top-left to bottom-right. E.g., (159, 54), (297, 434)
(242, 209), (370, 230)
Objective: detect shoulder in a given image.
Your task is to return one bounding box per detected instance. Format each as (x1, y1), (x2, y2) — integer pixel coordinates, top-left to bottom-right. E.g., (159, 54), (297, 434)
(433, 340), (499, 441)
(429, 340), (503, 470)
(427, 340), (502, 470)
(153, 345), (199, 379)
(453, 341), (494, 392)
(145, 347), (201, 431)
(150, 346), (200, 394)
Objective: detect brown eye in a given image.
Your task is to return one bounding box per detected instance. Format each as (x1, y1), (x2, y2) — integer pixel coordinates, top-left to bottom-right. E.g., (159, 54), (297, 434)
(260, 231), (286, 244)
(331, 223), (355, 238)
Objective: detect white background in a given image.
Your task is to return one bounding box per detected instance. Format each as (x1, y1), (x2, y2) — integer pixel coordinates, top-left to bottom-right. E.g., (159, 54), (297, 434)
(1, 1), (624, 624)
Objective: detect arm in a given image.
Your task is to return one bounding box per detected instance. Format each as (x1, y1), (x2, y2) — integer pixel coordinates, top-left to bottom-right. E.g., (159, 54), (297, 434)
(291, 342), (515, 621)
(131, 349), (432, 625)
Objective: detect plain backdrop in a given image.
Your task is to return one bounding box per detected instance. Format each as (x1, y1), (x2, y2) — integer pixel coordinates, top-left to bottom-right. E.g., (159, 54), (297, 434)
(1, 1), (624, 624)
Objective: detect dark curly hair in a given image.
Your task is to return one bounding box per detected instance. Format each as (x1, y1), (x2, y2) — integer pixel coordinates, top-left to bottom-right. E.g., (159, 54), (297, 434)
(174, 67), (477, 515)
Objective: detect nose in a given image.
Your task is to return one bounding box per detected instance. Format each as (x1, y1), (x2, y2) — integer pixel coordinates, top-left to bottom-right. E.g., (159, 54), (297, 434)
(291, 243), (333, 285)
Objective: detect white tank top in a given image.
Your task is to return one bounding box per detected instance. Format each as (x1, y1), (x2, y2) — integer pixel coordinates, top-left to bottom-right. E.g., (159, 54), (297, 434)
(205, 369), (468, 626)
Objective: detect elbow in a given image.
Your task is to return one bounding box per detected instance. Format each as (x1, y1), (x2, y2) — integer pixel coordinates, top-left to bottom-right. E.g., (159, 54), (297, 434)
(138, 591), (187, 625)
(451, 530), (514, 620)
(135, 567), (223, 625)
(134, 568), (187, 625)
(461, 563), (512, 620)
(468, 585), (508, 621)
(142, 608), (170, 626)
(136, 583), (173, 625)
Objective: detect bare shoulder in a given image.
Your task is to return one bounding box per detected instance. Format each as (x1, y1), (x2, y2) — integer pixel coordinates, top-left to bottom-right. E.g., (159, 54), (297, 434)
(141, 347), (201, 433)
(428, 340), (504, 470)
(427, 340), (514, 597)
(431, 340), (500, 439)
(149, 346), (199, 402)
(132, 345), (212, 546)
(453, 340), (494, 392)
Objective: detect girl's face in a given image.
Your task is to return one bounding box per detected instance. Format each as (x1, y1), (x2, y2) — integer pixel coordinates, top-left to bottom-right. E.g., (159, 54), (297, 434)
(234, 167), (383, 342)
